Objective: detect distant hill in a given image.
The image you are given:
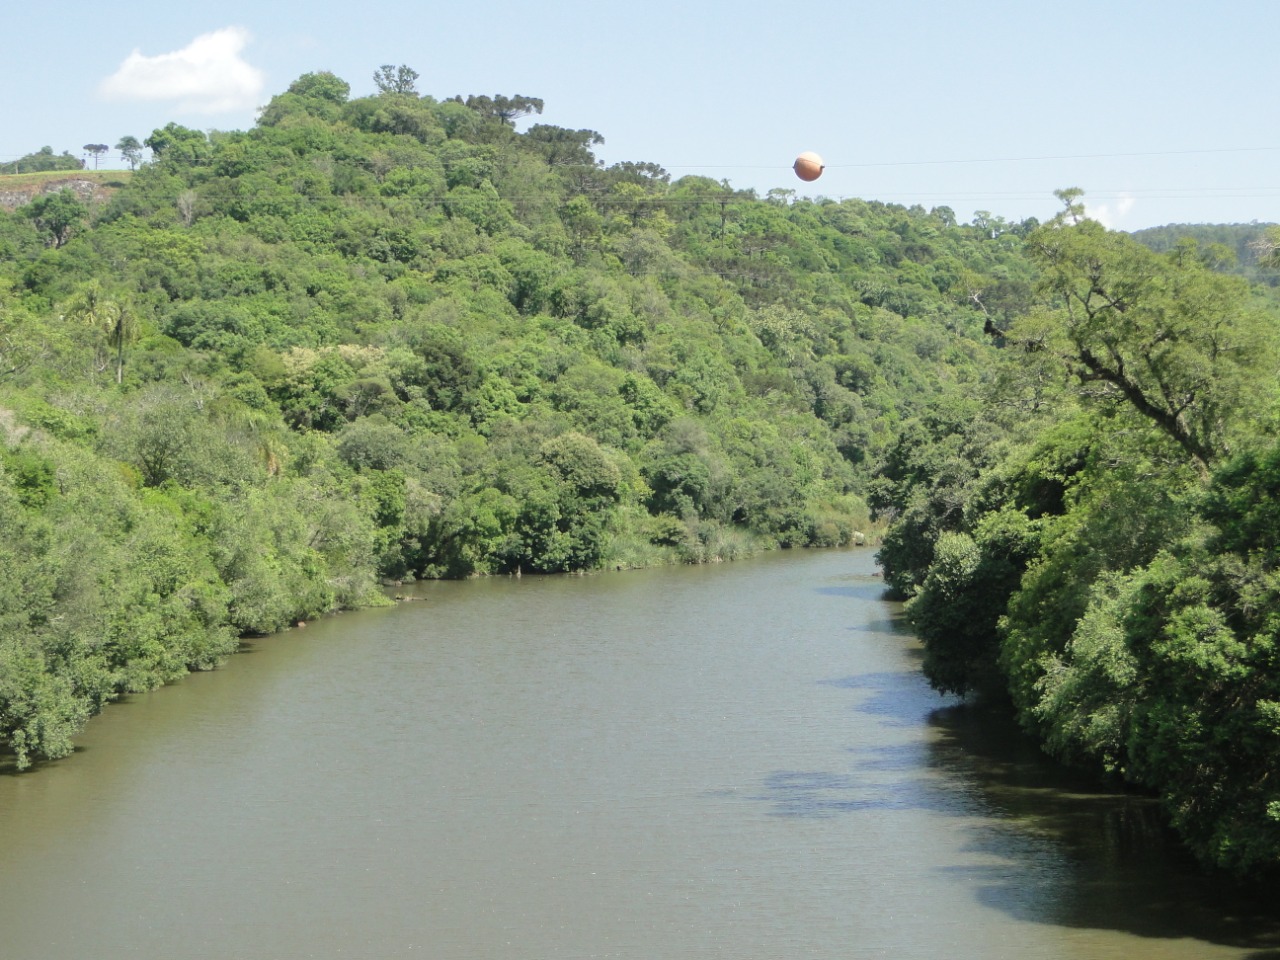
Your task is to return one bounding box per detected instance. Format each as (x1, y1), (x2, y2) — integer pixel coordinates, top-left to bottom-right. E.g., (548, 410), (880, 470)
(1131, 222), (1280, 285)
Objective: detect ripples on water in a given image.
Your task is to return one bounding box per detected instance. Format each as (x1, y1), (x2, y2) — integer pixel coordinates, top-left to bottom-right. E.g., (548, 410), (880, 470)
(2, 550), (1279, 960)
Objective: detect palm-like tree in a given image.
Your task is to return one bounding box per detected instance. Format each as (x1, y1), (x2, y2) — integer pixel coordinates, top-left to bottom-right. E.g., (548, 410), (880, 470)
(66, 280), (137, 383)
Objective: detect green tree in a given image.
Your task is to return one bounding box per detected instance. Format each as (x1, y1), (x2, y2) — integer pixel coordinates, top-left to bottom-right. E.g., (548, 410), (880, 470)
(458, 94), (544, 125)
(289, 71), (351, 103)
(65, 280), (137, 383)
(0, 279), (55, 382)
(83, 144), (109, 168)
(1255, 226), (1280, 269)
(907, 509), (1039, 698)
(23, 189), (87, 248)
(524, 124), (604, 166)
(1023, 192), (1276, 477)
(144, 123), (210, 163)
(373, 64), (419, 95)
(1, 146), (82, 174)
(115, 135), (144, 170)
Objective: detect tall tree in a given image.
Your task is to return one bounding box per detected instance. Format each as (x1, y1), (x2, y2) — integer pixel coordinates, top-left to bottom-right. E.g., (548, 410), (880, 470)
(1255, 226), (1280, 268)
(373, 64), (419, 95)
(65, 280), (137, 383)
(458, 94), (544, 125)
(1019, 190), (1276, 478)
(83, 144), (109, 169)
(288, 71), (351, 102)
(144, 123), (210, 163)
(115, 135), (143, 170)
(523, 125), (604, 166)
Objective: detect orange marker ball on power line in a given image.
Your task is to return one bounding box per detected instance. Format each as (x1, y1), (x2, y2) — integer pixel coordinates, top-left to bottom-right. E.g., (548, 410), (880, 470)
(793, 151), (825, 182)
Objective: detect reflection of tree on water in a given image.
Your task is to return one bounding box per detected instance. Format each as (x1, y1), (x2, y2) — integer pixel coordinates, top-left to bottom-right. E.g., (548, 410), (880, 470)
(758, 665), (1280, 955)
(926, 703), (1280, 955)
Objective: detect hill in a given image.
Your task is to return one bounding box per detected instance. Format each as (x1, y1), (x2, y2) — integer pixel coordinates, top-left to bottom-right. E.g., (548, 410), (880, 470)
(1131, 221), (1280, 286)
(4, 69), (1280, 877)
(0, 70), (1029, 769)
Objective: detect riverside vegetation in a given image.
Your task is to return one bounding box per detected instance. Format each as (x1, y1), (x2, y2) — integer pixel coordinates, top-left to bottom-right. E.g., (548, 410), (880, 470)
(2, 68), (1279, 875)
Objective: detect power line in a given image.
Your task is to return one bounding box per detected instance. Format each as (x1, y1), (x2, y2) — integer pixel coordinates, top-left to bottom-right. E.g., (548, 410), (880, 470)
(1, 146), (1274, 212)
(828, 146), (1280, 169)
(657, 146), (1280, 171)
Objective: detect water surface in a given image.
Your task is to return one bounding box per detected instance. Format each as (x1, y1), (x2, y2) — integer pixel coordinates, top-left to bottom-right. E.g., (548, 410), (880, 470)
(2, 548), (1277, 959)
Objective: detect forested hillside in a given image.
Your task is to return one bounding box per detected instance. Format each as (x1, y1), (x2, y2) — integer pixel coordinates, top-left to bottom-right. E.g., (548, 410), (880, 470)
(3, 69), (1280, 877)
(1132, 221), (1279, 286)
(880, 191), (1280, 876)
(0, 70), (1028, 769)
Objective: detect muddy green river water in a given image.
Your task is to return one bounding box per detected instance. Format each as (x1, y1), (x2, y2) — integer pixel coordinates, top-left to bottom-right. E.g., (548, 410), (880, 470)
(2, 547), (1277, 959)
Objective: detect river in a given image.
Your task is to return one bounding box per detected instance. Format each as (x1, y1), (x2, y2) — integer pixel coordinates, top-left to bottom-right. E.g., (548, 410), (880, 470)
(1, 547), (1277, 959)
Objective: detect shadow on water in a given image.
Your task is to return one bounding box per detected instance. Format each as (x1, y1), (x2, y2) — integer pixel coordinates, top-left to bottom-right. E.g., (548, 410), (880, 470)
(924, 703), (1280, 951)
(0, 744), (90, 777)
(848, 616), (913, 636)
(822, 670), (949, 726)
(753, 771), (878, 816)
(0, 750), (21, 777)
(759, 661), (1280, 951)
(755, 670), (956, 814)
(814, 576), (892, 604)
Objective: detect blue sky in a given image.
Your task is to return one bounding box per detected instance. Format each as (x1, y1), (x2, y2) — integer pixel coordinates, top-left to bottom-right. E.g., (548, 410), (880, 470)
(3, 1), (1276, 231)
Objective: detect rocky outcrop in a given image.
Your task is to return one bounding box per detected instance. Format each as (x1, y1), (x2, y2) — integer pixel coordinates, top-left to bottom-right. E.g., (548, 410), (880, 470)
(0, 176), (114, 211)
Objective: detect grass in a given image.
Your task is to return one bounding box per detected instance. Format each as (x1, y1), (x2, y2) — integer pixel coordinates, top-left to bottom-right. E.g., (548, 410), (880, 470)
(0, 169), (133, 190)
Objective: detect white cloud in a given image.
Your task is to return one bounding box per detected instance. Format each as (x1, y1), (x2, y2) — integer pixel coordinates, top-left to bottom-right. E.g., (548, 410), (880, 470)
(98, 27), (266, 114)
(1086, 193), (1137, 230)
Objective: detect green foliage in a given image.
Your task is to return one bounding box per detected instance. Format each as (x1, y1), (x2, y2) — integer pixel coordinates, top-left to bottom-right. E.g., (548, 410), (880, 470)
(1132, 222), (1280, 287)
(115, 136), (144, 170)
(878, 199), (1280, 875)
(1023, 215), (1276, 474)
(1036, 533), (1280, 875)
(22, 190), (88, 248)
(1, 146), (83, 175)
(373, 64), (420, 96)
(907, 508), (1039, 698)
(144, 123), (211, 165)
(11, 72), (1280, 878)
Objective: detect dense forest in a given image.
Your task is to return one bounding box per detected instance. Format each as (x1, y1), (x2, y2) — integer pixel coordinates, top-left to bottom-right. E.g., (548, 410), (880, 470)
(1132, 222), (1280, 287)
(2, 68), (1279, 876)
